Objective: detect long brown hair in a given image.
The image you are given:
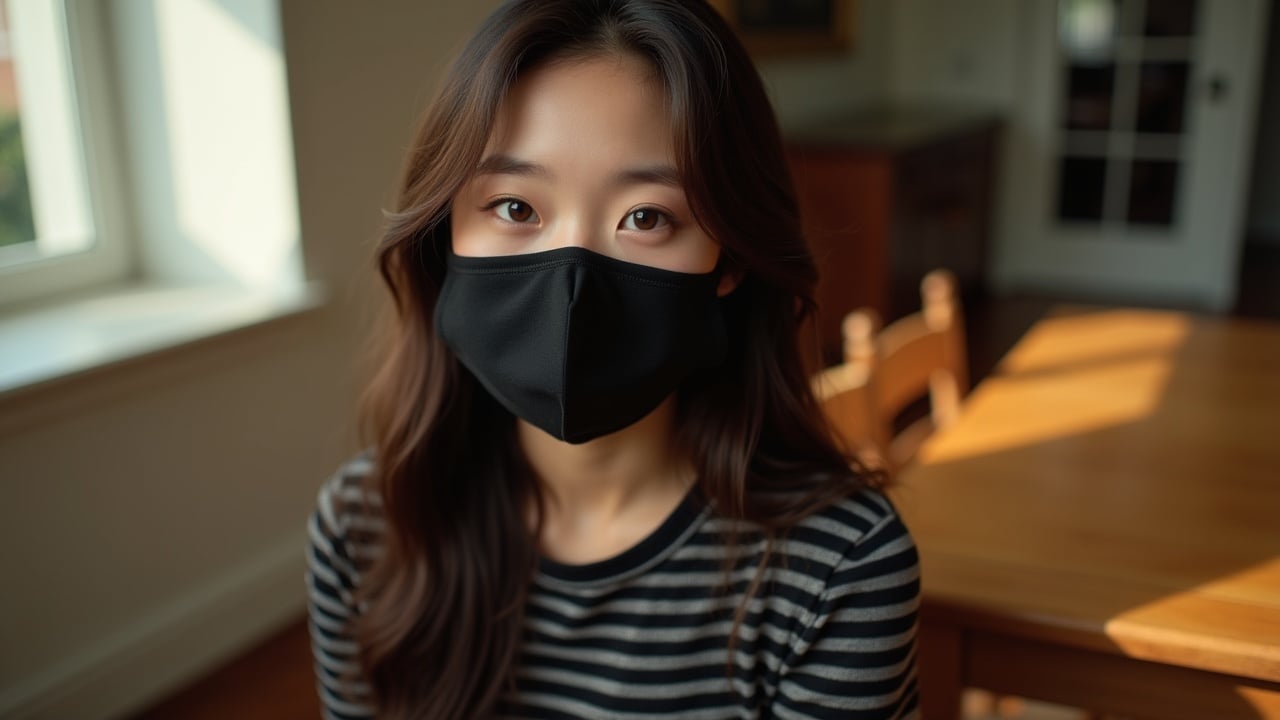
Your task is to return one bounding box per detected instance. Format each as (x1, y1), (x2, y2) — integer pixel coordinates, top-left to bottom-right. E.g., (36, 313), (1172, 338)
(356, 1), (880, 717)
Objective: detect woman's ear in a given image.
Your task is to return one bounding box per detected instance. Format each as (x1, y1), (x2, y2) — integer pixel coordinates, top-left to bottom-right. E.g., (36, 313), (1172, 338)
(716, 265), (744, 297)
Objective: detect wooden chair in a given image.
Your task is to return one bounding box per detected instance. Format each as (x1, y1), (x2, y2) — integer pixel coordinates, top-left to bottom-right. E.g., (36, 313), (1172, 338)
(816, 271), (1025, 720)
(813, 269), (969, 475)
(811, 311), (886, 470)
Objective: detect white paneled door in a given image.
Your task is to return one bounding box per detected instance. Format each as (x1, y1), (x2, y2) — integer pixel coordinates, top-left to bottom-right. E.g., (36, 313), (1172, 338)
(999, 0), (1270, 310)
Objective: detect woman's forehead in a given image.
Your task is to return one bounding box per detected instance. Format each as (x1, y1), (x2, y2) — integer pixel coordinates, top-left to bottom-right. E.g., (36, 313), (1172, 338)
(482, 54), (676, 169)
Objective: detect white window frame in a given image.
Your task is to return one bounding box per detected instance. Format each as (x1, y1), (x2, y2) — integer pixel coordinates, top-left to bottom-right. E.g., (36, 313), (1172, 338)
(0, 0), (134, 309)
(0, 0), (320, 401)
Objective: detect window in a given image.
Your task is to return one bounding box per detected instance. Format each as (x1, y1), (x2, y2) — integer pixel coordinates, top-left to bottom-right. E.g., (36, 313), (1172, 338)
(0, 0), (130, 308)
(0, 0), (315, 397)
(0, 2), (36, 254)
(1054, 0), (1198, 230)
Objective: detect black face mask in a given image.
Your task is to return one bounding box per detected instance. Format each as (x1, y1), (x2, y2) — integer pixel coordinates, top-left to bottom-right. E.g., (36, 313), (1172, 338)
(434, 245), (728, 444)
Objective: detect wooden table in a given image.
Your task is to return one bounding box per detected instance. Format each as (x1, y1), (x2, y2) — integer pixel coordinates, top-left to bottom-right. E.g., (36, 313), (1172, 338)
(890, 307), (1280, 719)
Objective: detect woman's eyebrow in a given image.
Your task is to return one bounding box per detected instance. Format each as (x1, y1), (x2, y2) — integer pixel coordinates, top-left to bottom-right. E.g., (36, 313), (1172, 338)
(474, 155), (681, 189)
(475, 154), (552, 179)
(615, 165), (682, 189)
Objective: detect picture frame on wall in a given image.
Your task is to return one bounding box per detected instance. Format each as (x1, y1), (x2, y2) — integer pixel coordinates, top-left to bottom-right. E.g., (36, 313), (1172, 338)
(708, 0), (856, 55)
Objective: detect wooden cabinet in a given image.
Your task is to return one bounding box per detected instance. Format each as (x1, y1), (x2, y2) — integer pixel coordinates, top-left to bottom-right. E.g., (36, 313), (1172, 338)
(786, 107), (1001, 367)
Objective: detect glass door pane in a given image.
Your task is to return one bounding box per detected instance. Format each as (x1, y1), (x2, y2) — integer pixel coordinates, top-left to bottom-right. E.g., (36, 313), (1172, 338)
(1054, 0), (1198, 230)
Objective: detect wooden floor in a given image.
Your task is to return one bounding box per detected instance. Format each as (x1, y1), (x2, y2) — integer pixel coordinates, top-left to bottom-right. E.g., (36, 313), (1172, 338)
(130, 619), (320, 720)
(127, 263), (1280, 719)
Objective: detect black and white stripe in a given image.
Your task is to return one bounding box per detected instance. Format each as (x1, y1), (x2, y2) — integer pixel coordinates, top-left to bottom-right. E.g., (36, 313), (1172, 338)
(306, 454), (920, 719)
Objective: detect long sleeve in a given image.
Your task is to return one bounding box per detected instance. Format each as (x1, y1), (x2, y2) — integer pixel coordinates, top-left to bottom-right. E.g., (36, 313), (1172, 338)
(771, 509), (921, 720)
(306, 464), (380, 720)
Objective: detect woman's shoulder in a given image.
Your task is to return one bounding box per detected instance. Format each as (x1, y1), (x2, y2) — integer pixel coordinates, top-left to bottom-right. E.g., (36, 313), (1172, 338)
(311, 449), (386, 553)
(780, 485), (918, 589)
(798, 485), (910, 546)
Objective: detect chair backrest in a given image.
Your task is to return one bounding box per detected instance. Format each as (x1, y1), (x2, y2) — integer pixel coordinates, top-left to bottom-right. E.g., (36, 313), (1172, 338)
(813, 269), (969, 473)
(811, 311), (886, 470)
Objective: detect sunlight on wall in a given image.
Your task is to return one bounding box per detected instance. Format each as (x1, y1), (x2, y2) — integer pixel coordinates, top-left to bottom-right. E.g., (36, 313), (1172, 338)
(155, 0), (299, 289)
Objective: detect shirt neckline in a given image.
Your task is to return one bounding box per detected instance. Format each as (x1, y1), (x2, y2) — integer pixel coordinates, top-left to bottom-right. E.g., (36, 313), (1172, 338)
(536, 484), (710, 586)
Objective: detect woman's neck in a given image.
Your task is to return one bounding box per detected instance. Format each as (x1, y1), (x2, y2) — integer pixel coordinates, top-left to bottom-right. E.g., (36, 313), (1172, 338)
(518, 394), (693, 527)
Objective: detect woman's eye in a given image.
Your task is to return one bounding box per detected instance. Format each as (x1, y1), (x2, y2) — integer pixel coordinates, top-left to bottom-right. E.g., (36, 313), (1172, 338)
(492, 199), (537, 223)
(621, 208), (670, 232)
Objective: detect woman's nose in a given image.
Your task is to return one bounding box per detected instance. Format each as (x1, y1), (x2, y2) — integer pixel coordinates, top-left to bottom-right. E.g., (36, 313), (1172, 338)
(543, 218), (602, 254)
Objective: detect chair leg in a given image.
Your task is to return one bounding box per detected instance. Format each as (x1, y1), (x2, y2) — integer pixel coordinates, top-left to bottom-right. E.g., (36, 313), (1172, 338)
(962, 688), (997, 717)
(994, 695), (1024, 717)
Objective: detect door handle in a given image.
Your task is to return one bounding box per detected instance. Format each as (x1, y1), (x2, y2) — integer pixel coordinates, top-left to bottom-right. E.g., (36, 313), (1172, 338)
(1206, 73), (1230, 103)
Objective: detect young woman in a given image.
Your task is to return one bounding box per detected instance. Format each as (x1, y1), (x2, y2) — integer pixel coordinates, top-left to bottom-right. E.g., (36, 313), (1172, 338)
(306, 1), (920, 718)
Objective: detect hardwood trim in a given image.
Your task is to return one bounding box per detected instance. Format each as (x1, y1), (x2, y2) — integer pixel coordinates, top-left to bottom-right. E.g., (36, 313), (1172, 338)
(967, 632), (1280, 720)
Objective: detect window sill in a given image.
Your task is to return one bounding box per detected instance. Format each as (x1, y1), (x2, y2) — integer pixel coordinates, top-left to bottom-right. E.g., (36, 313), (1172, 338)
(0, 280), (328, 403)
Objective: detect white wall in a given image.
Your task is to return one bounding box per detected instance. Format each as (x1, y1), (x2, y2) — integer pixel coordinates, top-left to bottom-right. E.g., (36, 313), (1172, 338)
(0, 1), (502, 718)
(1247, 0), (1280, 244)
(887, 0), (1275, 307)
(754, 0), (894, 129)
(885, 0), (1022, 109)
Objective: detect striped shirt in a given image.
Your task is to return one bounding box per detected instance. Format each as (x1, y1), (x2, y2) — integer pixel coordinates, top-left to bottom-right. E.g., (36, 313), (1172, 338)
(307, 453), (921, 719)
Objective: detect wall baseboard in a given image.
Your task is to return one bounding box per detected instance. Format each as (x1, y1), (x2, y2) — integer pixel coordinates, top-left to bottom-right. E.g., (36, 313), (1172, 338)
(987, 269), (1226, 313)
(1246, 227), (1280, 247)
(0, 531), (308, 720)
